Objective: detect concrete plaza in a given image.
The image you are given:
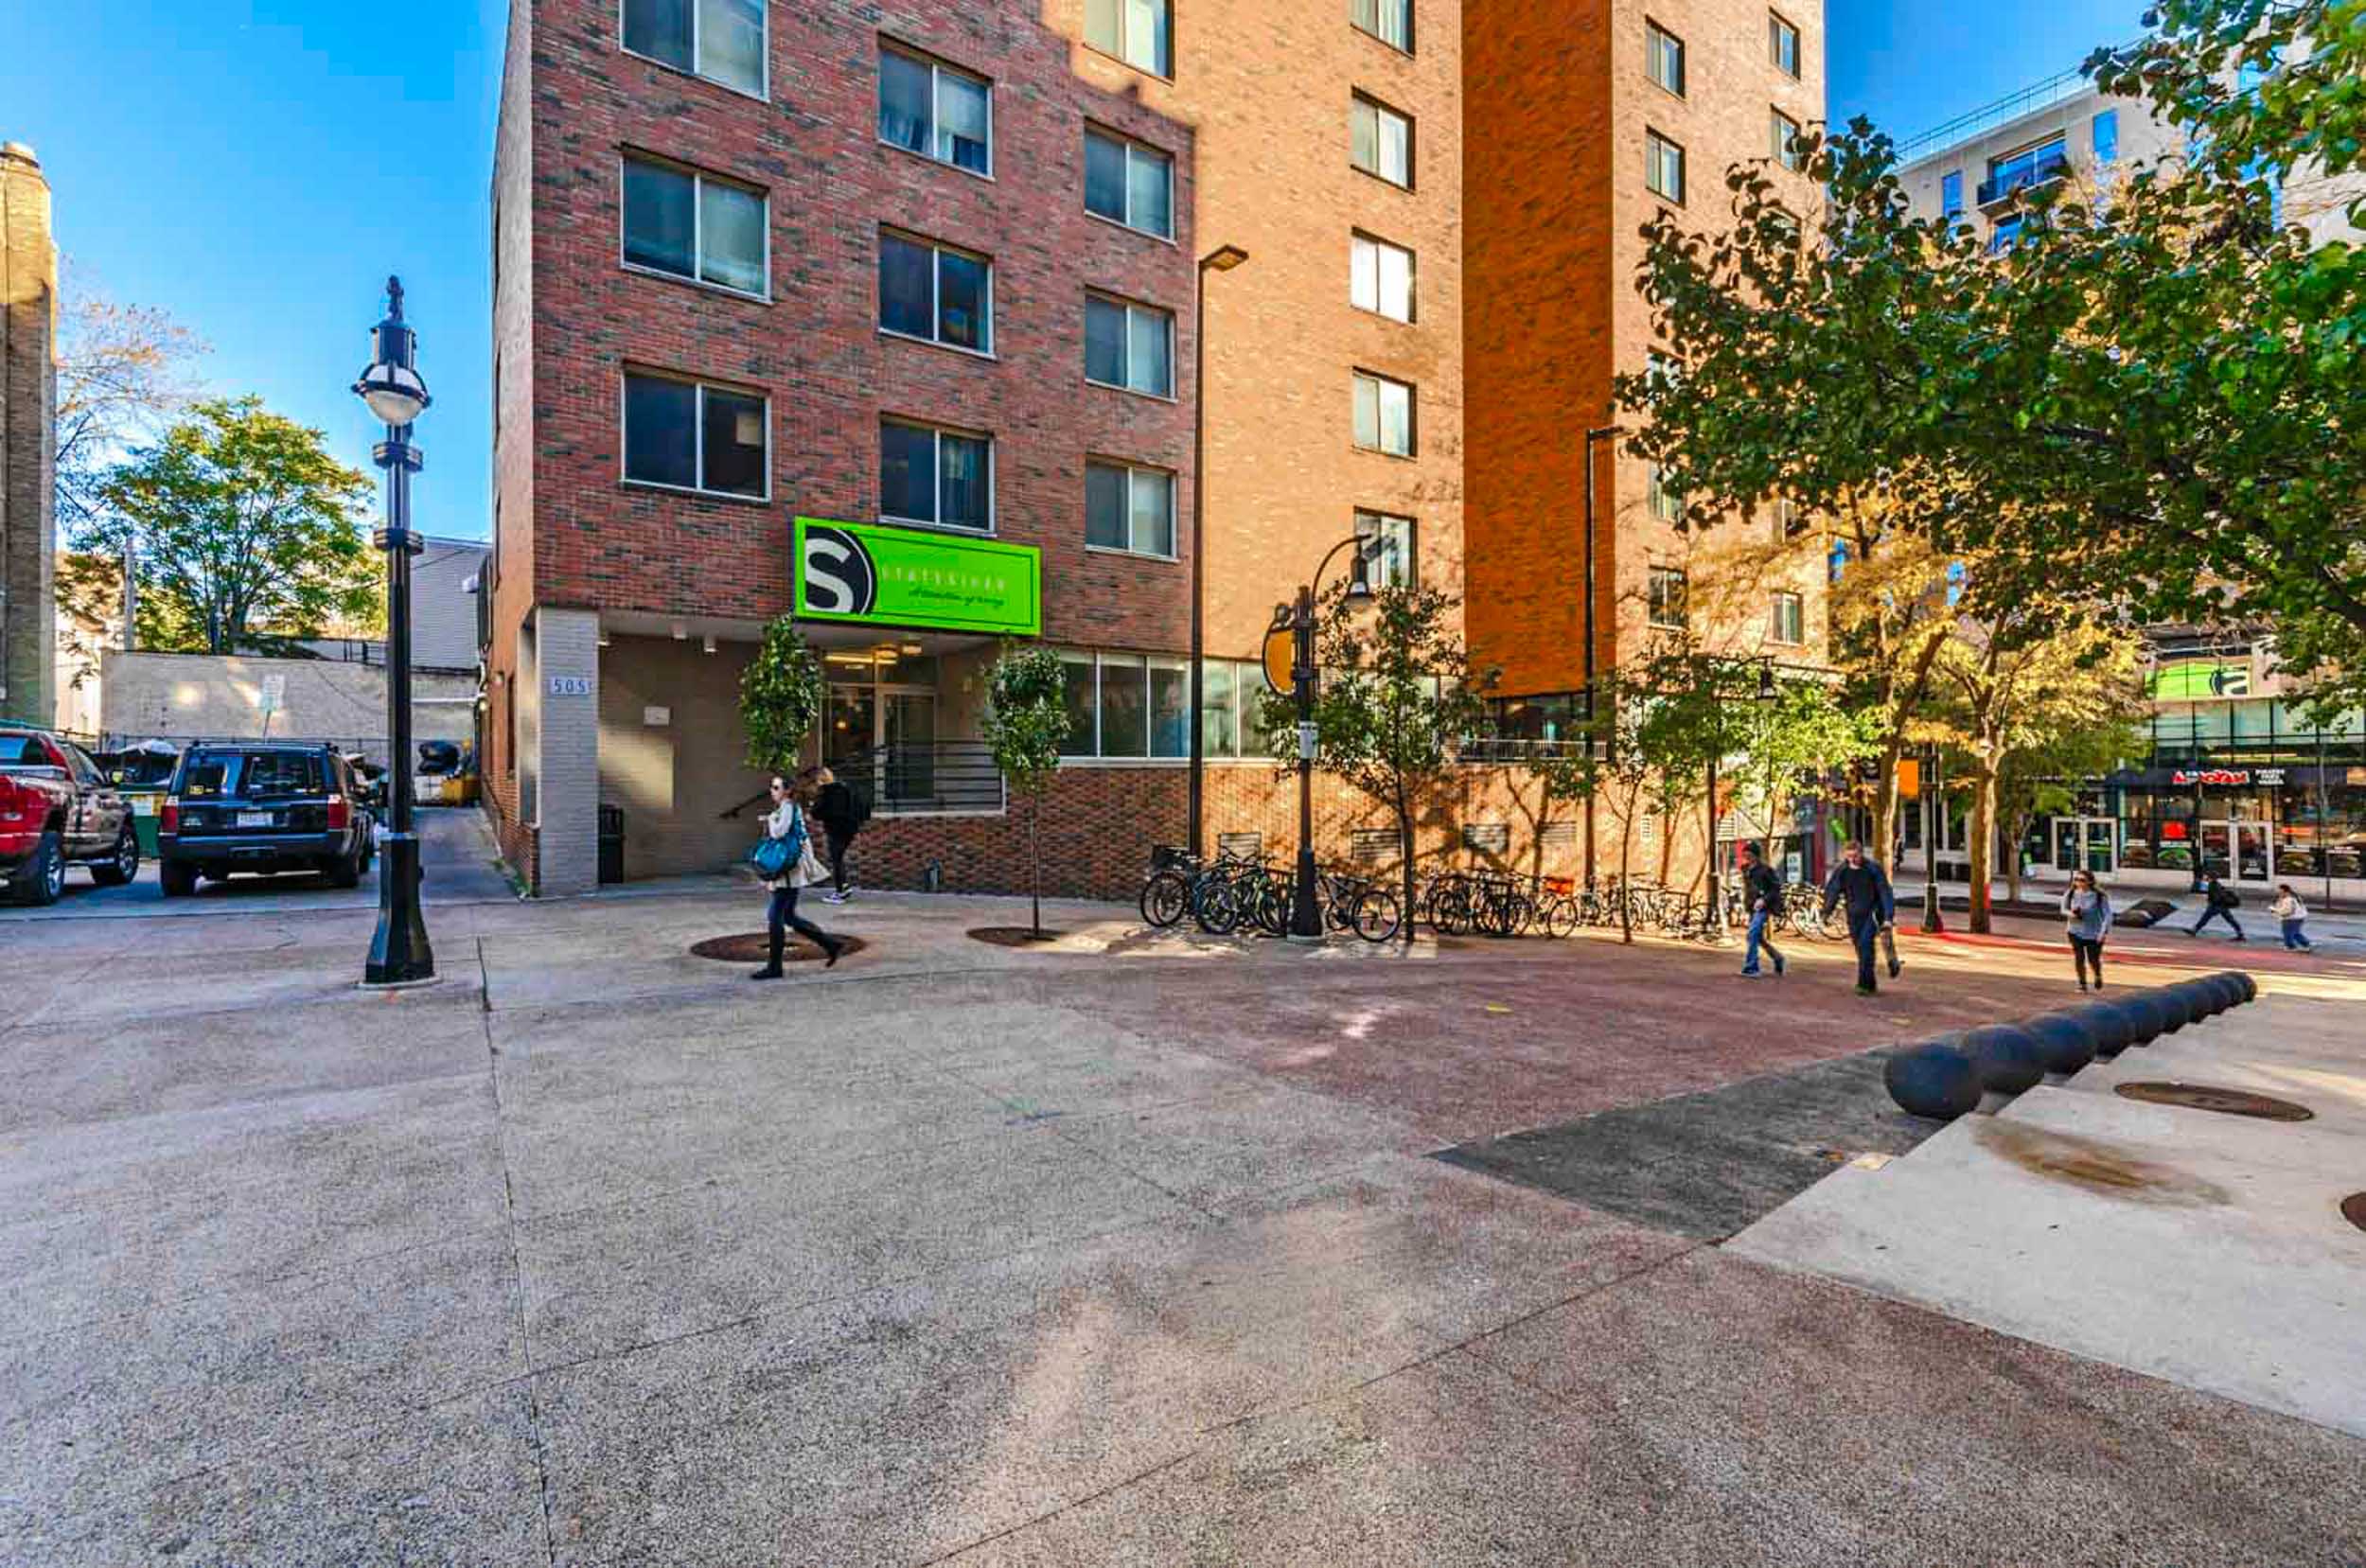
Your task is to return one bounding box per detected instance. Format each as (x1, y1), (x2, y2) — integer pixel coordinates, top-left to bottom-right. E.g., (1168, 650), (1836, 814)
(4, 814), (2362, 1565)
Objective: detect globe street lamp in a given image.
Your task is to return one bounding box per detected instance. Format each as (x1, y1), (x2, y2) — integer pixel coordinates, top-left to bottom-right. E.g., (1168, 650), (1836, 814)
(1284, 536), (1373, 940)
(355, 276), (434, 986)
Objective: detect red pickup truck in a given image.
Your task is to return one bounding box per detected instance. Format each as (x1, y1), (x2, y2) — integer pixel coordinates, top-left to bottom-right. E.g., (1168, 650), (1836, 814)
(0, 727), (141, 906)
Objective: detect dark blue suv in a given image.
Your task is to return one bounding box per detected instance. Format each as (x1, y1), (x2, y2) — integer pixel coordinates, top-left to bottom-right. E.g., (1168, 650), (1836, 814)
(159, 743), (373, 896)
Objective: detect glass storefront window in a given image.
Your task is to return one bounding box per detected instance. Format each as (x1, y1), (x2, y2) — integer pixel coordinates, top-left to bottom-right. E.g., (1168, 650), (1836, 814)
(1059, 656), (1097, 757)
(1149, 661), (1190, 758)
(1101, 656), (1149, 756)
(1201, 661), (1239, 759)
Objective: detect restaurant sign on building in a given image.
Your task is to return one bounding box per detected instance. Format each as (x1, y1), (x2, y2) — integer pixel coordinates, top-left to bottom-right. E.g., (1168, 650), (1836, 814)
(794, 517), (1040, 638)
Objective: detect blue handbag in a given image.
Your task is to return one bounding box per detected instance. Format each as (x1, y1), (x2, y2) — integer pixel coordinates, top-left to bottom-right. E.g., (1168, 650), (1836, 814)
(750, 808), (803, 877)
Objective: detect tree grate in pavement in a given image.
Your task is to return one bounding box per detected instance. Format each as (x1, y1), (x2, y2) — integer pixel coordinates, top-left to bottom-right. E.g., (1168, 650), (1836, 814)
(1433, 1048), (1950, 1241)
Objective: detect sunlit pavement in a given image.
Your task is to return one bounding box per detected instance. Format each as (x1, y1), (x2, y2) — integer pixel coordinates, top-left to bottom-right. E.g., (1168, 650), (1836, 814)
(4, 840), (2361, 1565)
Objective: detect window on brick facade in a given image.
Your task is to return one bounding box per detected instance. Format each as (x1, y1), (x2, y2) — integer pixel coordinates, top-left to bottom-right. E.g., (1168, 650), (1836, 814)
(1648, 465), (1684, 525)
(1772, 109), (1803, 171)
(1354, 510), (1416, 589)
(1086, 459), (1177, 556)
(1353, 0), (1412, 52)
(623, 0), (764, 96)
(1646, 130), (1686, 203)
(1351, 233), (1415, 322)
(1086, 0), (1173, 77)
(1058, 651), (1200, 759)
(1351, 94), (1414, 187)
(1648, 566), (1688, 629)
(878, 44), (991, 175)
(623, 372), (767, 497)
(1769, 590), (1805, 645)
(1646, 22), (1685, 97)
(879, 232), (993, 353)
(1351, 372), (1415, 456)
(1084, 127), (1174, 238)
(622, 155), (767, 296)
(1085, 294), (1174, 396)
(1770, 10), (1800, 78)
(881, 418), (992, 531)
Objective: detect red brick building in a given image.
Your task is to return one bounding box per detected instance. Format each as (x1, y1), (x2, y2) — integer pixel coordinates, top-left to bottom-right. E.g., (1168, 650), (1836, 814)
(485, 0), (1817, 898)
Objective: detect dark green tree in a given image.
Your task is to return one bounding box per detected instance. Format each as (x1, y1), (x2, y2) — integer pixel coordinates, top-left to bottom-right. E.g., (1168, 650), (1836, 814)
(982, 643), (1069, 939)
(87, 396), (377, 653)
(1258, 583), (1492, 947)
(739, 616), (824, 774)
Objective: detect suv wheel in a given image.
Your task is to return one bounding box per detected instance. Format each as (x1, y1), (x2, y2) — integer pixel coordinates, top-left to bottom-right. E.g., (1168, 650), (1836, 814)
(11, 829), (65, 907)
(160, 860), (199, 898)
(325, 848), (362, 890)
(91, 823), (141, 887)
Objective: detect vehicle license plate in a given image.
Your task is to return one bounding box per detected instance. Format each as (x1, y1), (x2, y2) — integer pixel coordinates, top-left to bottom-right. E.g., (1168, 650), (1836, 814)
(238, 810), (274, 828)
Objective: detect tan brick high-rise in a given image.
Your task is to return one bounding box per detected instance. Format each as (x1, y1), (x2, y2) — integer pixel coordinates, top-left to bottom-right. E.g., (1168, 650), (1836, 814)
(1, 140), (59, 727)
(1464, 0), (1830, 882)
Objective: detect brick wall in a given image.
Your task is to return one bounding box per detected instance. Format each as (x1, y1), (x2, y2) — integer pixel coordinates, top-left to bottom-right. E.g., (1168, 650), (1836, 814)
(1, 140), (57, 726)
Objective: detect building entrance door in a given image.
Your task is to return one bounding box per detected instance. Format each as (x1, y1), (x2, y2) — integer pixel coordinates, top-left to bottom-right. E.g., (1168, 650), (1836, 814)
(883, 690), (937, 805)
(823, 683), (876, 768)
(2199, 819), (2272, 883)
(2053, 817), (2116, 875)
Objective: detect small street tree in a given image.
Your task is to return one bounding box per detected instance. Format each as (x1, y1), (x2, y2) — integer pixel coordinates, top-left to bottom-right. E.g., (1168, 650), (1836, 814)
(739, 615), (824, 774)
(983, 643), (1068, 940)
(1922, 604), (2148, 931)
(86, 396), (377, 653)
(1260, 583), (1492, 947)
(1993, 714), (2149, 906)
(1733, 673), (1880, 875)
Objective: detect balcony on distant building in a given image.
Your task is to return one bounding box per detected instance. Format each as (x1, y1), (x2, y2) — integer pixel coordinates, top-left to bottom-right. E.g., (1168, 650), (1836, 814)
(1978, 139), (2070, 209)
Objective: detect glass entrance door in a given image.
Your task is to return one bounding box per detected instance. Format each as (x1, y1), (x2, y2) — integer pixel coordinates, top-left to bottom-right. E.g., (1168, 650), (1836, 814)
(2080, 819), (2116, 875)
(883, 691), (937, 805)
(823, 684), (876, 768)
(2199, 819), (2272, 882)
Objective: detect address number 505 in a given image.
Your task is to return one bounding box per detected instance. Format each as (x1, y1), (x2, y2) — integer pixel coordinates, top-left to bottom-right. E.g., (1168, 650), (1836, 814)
(547, 676), (592, 696)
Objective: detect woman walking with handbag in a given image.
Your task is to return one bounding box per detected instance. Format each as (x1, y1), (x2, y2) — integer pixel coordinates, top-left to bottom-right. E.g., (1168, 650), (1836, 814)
(751, 772), (842, 978)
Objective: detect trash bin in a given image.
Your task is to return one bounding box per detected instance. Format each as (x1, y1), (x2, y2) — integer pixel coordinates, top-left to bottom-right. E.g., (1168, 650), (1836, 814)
(127, 791), (164, 857)
(597, 803), (625, 885)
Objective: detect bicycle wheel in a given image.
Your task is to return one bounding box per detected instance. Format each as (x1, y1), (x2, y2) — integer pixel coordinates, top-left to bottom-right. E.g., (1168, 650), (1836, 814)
(1352, 887), (1403, 943)
(1140, 871), (1191, 928)
(1254, 874), (1293, 938)
(1193, 874), (1240, 935)
(1544, 897), (1580, 940)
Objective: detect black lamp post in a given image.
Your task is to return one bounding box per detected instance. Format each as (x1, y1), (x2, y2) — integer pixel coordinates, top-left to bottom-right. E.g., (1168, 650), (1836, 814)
(1919, 742), (1946, 933)
(355, 276), (434, 986)
(1580, 424), (1622, 889)
(1285, 536), (1374, 939)
(1187, 243), (1249, 861)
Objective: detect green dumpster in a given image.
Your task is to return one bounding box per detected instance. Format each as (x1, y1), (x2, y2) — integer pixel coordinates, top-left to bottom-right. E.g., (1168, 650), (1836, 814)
(127, 791), (164, 856)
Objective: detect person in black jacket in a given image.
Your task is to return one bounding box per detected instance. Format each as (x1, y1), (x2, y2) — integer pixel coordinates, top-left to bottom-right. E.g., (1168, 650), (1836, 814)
(1737, 840), (1787, 978)
(1820, 839), (1897, 995)
(2187, 873), (2247, 941)
(813, 767), (866, 904)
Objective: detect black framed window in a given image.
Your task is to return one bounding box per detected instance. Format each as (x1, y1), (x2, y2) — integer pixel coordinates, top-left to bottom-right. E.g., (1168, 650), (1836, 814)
(879, 232), (992, 353)
(1770, 10), (1800, 78)
(1352, 0), (1411, 52)
(1084, 128), (1174, 238)
(1352, 372), (1414, 455)
(1646, 22), (1685, 96)
(1769, 590), (1805, 644)
(624, 372), (767, 498)
(1086, 460), (1177, 556)
(1648, 566), (1688, 629)
(1085, 0), (1173, 76)
(622, 155), (767, 296)
(1354, 509), (1416, 588)
(1351, 94), (1414, 187)
(623, 0), (764, 96)
(877, 44), (992, 174)
(881, 419), (992, 531)
(1647, 130), (1686, 203)
(1085, 295), (1174, 396)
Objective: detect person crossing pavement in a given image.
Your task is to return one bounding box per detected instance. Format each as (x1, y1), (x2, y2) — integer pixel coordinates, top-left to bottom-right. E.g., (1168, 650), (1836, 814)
(1820, 839), (1897, 996)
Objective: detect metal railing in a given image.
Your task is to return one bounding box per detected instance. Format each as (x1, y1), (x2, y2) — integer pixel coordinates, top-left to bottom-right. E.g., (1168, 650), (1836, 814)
(1896, 62), (2103, 166)
(832, 740), (1006, 818)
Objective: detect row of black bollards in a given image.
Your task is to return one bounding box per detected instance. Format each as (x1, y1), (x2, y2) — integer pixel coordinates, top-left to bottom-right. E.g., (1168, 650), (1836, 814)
(1885, 972), (2258, 1120)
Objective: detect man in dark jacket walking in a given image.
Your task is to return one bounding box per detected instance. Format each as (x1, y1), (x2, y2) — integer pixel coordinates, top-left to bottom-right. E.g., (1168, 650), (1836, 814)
(1821, 838), (1897, 995)
(2187, 873), (2247, 941)
(1738, 840), (1786, 978)
(814, 768), (868, 904)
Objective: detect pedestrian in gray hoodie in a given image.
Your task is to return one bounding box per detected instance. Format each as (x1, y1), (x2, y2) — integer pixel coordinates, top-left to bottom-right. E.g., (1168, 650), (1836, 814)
(2060, 868), (2112, 993)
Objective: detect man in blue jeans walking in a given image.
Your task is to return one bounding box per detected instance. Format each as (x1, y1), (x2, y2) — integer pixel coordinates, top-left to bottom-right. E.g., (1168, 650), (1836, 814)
(1738, 840), (1786, 978)
(1821, 838), (1897, 996)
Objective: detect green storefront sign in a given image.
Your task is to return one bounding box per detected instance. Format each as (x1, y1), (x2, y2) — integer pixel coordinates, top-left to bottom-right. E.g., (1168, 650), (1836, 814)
(2149, 660), (2251, 700)
(793, 517), (1041, 637)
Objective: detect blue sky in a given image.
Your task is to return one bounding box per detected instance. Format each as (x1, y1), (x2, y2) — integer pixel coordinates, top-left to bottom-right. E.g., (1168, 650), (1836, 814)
(6, 0), (2144, 545)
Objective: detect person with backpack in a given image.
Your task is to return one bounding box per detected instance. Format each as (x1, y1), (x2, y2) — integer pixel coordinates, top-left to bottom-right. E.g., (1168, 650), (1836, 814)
(2269, 883), (2314, 951)
(2060, 867), (2113, 992)
(2187, 873), (2247, 941)
(814, 766), (869, 905)
(1820, 838), (1897, 996)
(750, 772), (842, 978)
(1737, 840), (1787, 978)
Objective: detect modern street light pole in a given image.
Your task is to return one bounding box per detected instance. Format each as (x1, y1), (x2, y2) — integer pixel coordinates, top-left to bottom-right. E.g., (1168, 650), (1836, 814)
(355, 276), (435, 987)
(1580, 425), (1622, 889)
(1187, 244), (1249, 861)
(1920, 743), (1946, 933)
(1286, 536), (1373, 939)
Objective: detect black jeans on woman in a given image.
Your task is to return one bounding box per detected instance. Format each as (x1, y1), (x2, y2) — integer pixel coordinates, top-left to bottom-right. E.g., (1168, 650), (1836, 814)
(2069, 935), (2104, 990)
(762, 884), (840, 972)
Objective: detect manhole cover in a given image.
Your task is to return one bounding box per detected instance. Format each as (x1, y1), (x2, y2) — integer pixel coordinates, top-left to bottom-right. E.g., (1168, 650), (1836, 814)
(2114, 1082), (2314, 1121)
(2343, 1193), (2366, 1234)
(688, 932), (868, 963)
(968, 925), (1067, 948)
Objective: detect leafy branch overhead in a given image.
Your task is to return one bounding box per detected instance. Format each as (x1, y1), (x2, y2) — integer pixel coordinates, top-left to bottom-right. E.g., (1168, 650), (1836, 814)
(1618, 0), (2366, 705)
